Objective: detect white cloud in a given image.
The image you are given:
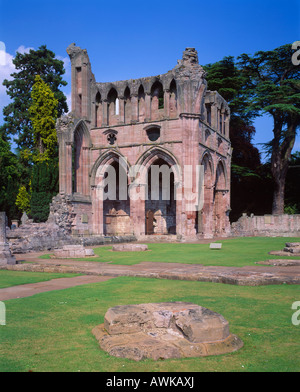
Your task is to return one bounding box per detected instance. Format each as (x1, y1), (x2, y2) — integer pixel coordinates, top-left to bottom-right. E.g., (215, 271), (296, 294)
(0, 45), (72, 125)
(0, 49), (16, 108)
(15, 45), (34, 55)
(57, 55), (71, 77)
(0, 45), (35, 124)
(66, 92), (72, 113)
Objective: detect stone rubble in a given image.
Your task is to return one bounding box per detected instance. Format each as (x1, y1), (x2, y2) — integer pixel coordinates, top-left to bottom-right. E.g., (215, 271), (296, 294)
(92, 302), (243, 361)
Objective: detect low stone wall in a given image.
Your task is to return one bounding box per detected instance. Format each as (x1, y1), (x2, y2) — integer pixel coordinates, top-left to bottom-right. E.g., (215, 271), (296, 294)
(231, 213), (300, 237)
(6, 221), (136, 254)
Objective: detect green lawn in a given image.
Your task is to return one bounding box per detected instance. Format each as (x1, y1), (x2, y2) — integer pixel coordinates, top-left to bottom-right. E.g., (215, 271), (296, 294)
(0, 276), (299, 372)
(1, 236), (300, 372)
(0, 270), (80, 289)
(41, 236), (300, 266)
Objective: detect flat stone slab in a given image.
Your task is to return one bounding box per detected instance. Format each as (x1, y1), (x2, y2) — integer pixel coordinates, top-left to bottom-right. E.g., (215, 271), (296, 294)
(53, 245), (95, 258)
(92, 302), (243, 361)
(112, 244), (148, 252)
(210, 243), (222, 249)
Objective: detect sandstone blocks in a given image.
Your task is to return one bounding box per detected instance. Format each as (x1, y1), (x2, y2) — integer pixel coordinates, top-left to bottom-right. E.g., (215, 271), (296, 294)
(54, 245), (95, 258)
(112, 244), (148, 252)
(92, 302), (243, 361)
(0, 212), (16, 265)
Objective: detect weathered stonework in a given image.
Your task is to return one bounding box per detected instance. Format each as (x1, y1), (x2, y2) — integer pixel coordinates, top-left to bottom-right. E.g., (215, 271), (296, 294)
(50, 44), (231, 240)
(54, 245), (95, 258)
(0, 212), (16, 265)
(92, 302), (243, 361)
(112, 244), (148, 252)
(231, 213), (300, 237)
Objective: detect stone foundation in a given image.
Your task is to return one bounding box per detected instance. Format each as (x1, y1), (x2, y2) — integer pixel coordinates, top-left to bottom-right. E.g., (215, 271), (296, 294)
(54, 245), (95, 258)
(92, 302), (243, 361)
(112, 244), (148, 252)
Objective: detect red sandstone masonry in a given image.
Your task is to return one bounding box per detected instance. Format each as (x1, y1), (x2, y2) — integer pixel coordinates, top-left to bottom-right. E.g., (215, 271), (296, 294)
(53, 45), (231, 240)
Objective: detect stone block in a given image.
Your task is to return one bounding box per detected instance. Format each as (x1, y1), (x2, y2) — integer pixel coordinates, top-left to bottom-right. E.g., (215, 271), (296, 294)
(210, 243), (222, 249)
(54, 244), (95, 258)
(112, 244), (148, 252)
(85, 248), (95, 256)
(173, 307), (230, 343)
(93, 302), (243, 361)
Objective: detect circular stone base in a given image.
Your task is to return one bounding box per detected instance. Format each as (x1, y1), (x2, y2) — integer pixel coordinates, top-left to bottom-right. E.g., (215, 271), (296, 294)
(92, 302), (243, 361)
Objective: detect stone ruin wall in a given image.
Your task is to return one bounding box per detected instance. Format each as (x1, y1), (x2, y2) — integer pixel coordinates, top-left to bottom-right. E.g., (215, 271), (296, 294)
(231, 213), (300, 237)
(54, 44), (232, 240)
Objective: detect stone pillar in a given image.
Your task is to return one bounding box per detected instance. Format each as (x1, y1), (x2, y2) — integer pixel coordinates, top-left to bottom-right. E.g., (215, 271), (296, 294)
(145, 93), (151, 122)
(102, 100), (108, 126)
(65, 142), (73, 194)
(131, 95), (138, 123)
(0, 212), (16, 265)
(129, 183), (146, 237)
(119, 97), (125, 124)
(164, 89), (170, 118)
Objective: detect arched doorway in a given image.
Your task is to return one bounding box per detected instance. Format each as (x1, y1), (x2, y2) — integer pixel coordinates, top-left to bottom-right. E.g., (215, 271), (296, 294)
(91, 152), (131, 235)
(213, 161), (227, 235)
(198, 153), (214, 236)
(72, 121), (91, 196)
(102, 160), (130, 235)
(145, 158), (176, 235)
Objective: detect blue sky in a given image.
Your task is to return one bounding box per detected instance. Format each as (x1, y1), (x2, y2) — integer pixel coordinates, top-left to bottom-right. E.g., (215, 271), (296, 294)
(0, 0), (299, 158)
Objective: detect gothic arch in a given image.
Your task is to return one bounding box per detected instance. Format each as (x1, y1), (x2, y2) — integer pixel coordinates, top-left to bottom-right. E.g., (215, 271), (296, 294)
(72, 120), (91, 195)
(90, 149), (130, 186)
(135, 146), (181, 185)
(215, 159), (227, 190)
(72, 120), (92, 147)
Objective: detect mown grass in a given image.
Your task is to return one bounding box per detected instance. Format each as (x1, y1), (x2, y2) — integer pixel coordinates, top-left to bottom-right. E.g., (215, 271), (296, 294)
(0, 270), (80, 289)
(40, 236), (300, 266)
(0, 276), (299, 372)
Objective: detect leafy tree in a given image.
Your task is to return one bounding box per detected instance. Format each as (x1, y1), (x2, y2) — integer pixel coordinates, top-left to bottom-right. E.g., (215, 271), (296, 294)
(30, 160), (59, 222)
(29, 75), (58, 161)
(0, 45), (67, 150)
(15, 184), (31, 214)
(0, 136), (25, 221)
(238, 44), (300, 214)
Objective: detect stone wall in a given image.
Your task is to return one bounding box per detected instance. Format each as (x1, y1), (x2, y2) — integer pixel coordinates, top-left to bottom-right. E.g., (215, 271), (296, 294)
(6, 219), (136, 254)
(231, 213), (300, 237)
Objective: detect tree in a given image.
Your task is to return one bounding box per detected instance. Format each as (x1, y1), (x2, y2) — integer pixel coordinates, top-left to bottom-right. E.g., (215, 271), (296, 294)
(284, 151), (300, 213)
(29, 75), (58, 161)
(0, 136), (25, 221)
(0, 45), (67, 150)
(238, 44), (300, 214)
(30, 160), (58, 222)
(203, 57), (262, 220)
(15, 184), (31, 215)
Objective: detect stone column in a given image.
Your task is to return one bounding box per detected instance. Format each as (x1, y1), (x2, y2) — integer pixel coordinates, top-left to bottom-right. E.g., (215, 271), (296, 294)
(164, 89), (170, 118)
(0, 212), (16, 265)
(129, 183), (146, 238)
(144, 93), (151, 122)
(131, 94), (138, 123)
(65, 142), (73, 194)
(102, 100), (108, 126)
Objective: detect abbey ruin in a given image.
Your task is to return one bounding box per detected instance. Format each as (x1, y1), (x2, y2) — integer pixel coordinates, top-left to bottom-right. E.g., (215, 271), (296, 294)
(53, 44), (231, 240)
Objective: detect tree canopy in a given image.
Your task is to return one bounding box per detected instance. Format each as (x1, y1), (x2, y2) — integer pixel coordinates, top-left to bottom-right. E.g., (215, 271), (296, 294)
(238, 44), (300, 214)
(29, 75), (59, 162)
(0, 45), (67, 150)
